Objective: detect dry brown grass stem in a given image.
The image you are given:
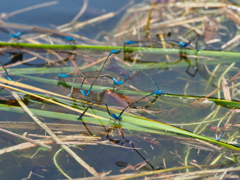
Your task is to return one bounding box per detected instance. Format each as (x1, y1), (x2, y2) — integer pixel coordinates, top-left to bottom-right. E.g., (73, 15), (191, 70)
(115, 166), (240, 180)
(0, 134), (98, 155)
(114, 17), (161, 37)
(0, 1), (58, 20)
(56, 0), (88, 30)
(224, 110), (235, 126)
(60, 1), (134, 33)
(128, 3), (228, 13)
(205, 69), (240, 98)
(151, 16), (208, 29)
(60, 12), (116, 32)
(0, 57), (37, 69)
(21, 49), (59, 65)
(221, 33), (240, 49)
(0, 22), (103, 45)
(80, 56), (107, 71)
(0, 82), (106, 119)
(0, 127), (52, 149)
(221, 76), (231, 101)
(12, 91), (99, 176)
(0, 121), (105, 133)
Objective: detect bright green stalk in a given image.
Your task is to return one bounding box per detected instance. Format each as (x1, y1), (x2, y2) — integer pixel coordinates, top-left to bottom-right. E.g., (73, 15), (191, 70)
(2, 41), (240, 57)
(1, 103), (240, 151)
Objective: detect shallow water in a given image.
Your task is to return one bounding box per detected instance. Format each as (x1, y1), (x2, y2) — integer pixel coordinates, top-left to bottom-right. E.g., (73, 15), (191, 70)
(1, 1), (240, 179)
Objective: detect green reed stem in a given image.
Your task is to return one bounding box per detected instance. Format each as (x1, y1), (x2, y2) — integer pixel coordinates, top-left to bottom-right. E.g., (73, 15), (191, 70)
(2, 41), (240, 57)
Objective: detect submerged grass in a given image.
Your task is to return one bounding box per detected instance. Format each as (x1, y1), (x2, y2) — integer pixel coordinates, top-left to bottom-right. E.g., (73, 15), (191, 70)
(2, 0), (240, 179)
(0, 79), (240, 152)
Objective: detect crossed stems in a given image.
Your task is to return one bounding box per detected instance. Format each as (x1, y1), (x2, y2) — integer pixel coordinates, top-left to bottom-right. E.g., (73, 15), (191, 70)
(61, 68), (163, 97)
(78, 88), (165, 121)
(64, 49), (122, 97)
(0, 62), (11, 81)
(124, 29), (200, 50)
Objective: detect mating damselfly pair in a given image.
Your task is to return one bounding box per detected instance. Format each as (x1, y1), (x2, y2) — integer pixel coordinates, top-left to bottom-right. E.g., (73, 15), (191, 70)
(58, 49), (166, 121)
